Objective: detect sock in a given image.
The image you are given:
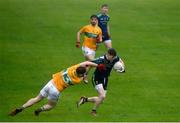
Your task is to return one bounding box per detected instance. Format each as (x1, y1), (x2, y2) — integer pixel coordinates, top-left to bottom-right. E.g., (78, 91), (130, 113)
(85, 97), (88, 102)
(92, 109), (97, 112)
(40, 106), (45, 111)
(18, 106), (24, 110)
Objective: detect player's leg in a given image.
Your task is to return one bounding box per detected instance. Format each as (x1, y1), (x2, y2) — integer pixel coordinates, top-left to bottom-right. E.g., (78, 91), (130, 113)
(104, 40), (112, 49)
(77, 77), (107, 116)
(22, 79), (55, 109)
(81, 46), (95, 61)
(77, 76), (103, 106)
(34, 80), (60, 116)
(85, 55), (94, 61)
(103, 32), (112, 49)
(90, 84), (106, 116)
(81, 47), (96, 83)
(9, 94), (44, 116)
(34, 100), (57, 116)
(8, 79), (52, 116)
(9, 79), (56, 116)
(88, 77), (108, 116)
(22, 94), (44, 108)
(77, 84), (106, 116)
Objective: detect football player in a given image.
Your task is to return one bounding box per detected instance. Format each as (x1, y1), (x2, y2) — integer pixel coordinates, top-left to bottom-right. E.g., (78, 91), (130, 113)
(77, 48), (125, 116)
(9, 61), (105, 116)
(76, 14), (102, 83)
(97, 4), (112, 49)
(76, 14), (102, 61)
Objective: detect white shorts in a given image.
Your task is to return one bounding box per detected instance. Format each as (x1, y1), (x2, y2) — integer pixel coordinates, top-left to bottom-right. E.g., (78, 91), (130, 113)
(82, 46), (95, 57)
(95, 84), (107, 96)
(40, 79), (60, 102)
(104, 39), (112, 43)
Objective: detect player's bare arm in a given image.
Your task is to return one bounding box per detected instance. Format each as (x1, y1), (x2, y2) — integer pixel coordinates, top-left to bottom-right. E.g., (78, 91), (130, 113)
(76, 31), (82, 48)
(79, 61), (98, 68)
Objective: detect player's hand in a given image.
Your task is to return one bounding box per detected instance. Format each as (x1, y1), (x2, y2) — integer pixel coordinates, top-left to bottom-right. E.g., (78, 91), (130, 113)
(96, 36), (101, 43)
(76, 42), (80, 48)
(97, 64), (106, 72)
(96, 35), (102, 43)
(116, 69), (125, 73)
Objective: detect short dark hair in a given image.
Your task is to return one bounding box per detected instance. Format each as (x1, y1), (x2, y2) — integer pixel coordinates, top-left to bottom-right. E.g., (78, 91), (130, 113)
(101, 4), (108, 8)
(107, 48), (117, 56)
(76, 66), (86, 75)
(90, 14), (98, 20)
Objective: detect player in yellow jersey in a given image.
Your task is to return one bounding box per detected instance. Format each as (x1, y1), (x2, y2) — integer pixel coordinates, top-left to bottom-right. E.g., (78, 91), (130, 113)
(9, 61), (105, 116)
(76, 14), (102, 61)
(76, 15), (102, 83)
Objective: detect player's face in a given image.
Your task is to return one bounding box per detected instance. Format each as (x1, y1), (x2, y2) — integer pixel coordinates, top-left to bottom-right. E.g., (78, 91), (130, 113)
(77, 73), (84, 77)
(106, 53), (115, 61)
(101, 6), (108, 14)
(90, 17), (98, 26)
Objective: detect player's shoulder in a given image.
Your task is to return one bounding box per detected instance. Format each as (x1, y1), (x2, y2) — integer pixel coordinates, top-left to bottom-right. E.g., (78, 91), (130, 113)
(106, 14), (110, 18)
(105, 14), (110, 21)
(113, 56), (120, 62)
(97, 13), (110, 18)
(96, 25), (102, 31)
(100, 55), (105, 59)
(92, 55), (105, 63)
(81, 24), (91, 30)
(95, 55), (105, 60)
(96, 13), (102, 18)
(83, 24), (91, 28)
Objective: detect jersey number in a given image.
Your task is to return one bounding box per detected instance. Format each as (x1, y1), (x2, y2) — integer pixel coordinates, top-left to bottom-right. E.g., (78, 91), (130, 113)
(62, 70), (73, 85)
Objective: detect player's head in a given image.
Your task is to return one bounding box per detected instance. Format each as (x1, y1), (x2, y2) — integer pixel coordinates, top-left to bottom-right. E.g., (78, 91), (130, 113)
(90, 14), (98, 26)
(76, 66), (86, 77)
(106, 48), (117, 61)
(101, 4), (109, 14)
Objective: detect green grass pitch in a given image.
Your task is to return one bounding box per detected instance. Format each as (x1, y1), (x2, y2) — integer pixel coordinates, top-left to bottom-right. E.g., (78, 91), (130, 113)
(0, 0), (180, 121)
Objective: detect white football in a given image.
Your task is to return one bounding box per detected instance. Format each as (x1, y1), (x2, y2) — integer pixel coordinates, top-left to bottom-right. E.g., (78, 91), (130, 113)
(113, 61), (125, 73)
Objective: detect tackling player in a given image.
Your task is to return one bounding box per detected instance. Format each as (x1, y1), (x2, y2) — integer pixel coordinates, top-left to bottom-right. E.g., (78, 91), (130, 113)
(97, 4), (112, 49)
(9, 61), (105, 116)
(77, 48), (125, 116)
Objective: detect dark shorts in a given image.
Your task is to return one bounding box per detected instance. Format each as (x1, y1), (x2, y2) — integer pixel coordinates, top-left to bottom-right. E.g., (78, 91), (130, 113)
(92, 75), (108, 90)
(102, 33), (111, 42)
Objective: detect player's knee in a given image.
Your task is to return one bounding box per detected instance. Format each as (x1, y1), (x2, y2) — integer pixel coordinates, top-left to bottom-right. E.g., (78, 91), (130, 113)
(86, 56), (94, 61)
(106, 44), (112, 49)
(99, 94), (106, 101)
(48, 101), (57, 110)
(46, 104), (56, 111)
(48, 105), (54, 111)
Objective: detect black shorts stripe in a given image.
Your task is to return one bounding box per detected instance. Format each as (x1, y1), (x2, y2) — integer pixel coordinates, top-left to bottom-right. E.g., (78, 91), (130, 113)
(91, 74), (97, 88)
(91, 74), (108, 90)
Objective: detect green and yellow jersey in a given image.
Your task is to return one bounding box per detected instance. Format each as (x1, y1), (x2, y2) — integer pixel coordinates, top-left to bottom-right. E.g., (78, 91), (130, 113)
(79, 24), (102, 50)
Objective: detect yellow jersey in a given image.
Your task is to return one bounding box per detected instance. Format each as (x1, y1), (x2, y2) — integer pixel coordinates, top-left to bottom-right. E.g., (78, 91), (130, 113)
(52, 64), (83, 92)
(80, 24), (102, 50)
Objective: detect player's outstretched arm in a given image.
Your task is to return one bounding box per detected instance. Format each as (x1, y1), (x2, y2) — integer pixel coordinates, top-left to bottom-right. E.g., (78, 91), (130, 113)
(79, 61), (98, 68)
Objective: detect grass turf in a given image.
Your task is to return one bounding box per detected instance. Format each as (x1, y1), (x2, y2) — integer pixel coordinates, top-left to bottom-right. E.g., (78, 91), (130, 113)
(0, 0), (180, 121)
